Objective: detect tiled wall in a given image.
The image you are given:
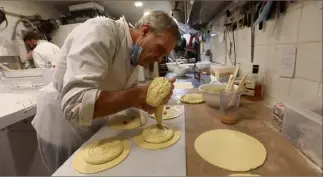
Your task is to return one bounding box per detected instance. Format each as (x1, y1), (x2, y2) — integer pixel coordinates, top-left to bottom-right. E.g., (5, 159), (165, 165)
(209, 0), (322, 105)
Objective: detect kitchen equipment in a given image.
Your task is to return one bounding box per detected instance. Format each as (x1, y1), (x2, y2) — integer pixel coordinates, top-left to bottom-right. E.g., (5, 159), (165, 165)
(196, 61), (210, 70)
(210, 65), (235, 81)
(0, 7), (8, 30)
(228, 74), (247, 107)
(220, 90), (241, 125)
(199, 83), (238, 109)
(282, 98), (322, 169)
(0, 69), (45, 94)
(188, 58), (196, 63)
(250, 4), (255, 63)
(166, 62), (178, 72)
(166, 63), (194, 73)
(226, 75), (234, 92)
(226, 64), (240, 92)
(174, 65), (190, 77)
(246, 65), (263, 100)
(272, 102), (285, 130)
(181, 63), (194, 72)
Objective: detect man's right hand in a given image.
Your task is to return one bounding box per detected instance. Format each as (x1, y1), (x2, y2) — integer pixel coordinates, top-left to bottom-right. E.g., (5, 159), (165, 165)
(135, 78), (176, 114)
(136, 85), (156, 114)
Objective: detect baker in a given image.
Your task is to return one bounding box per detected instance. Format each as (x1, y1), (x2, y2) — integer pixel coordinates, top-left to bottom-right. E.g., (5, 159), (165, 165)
(24, 31), (60, 68)
(32, 10), (180, 173)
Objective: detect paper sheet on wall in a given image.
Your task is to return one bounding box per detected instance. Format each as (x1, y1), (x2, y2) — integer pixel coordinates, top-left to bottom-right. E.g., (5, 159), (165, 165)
(276, 45), (296, 78)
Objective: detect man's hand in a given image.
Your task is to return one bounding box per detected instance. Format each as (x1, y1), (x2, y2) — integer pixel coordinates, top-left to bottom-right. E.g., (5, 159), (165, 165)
(135, 85), (155, 114)
(135, 77), (176, 114)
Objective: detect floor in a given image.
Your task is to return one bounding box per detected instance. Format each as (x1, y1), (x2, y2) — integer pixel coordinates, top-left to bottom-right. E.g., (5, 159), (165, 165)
(0, 117), (50, 176)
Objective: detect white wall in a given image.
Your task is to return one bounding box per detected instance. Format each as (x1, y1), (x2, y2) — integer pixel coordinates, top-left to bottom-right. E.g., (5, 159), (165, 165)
(209, 0), (322, 105)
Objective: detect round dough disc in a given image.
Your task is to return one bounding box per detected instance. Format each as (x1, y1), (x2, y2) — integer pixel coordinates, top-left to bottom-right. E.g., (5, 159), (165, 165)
(142, 124), (174, 144)
(149, 106), (182, 120)
(180, 93), (204, 104)
(108, 114), (147, 130)
(134, 123), (181, 150)
(73, 138), (131, 174)
(229, 174), (260, 176)
(194, 129), (266, 172)
(82, 139), (124, 165)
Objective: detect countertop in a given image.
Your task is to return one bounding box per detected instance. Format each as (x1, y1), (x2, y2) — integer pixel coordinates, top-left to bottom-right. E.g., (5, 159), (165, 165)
(181, 89), (321, 176)
(53, 106), (187, 176)
(53, 73), (321, 176)
(0, 93), (37, 129)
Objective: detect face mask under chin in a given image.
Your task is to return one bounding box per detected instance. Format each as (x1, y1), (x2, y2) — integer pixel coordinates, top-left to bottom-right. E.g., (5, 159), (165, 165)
(130, 33), (151, 66)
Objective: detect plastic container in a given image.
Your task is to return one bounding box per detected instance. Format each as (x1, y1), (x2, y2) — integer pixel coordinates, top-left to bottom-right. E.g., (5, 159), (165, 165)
(282, 98), (322, 168)
(220, 90), (241, 125)
(210, 65), (235, 80)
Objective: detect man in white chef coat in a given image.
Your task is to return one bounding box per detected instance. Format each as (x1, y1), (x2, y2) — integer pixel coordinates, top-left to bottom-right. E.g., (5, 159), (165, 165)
(32, 10), (180, 173)
(24, 31), (60, 68)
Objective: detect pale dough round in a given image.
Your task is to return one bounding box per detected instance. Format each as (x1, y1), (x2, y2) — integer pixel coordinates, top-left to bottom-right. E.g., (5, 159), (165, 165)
(194, 129), (267, 172)
(142, 124), (174, 144)
(108, 114), (147, 130)
(73, 138), (131, 174)
(82, 140), (123, 165)
(229, 174), (260, 176)
(180, 93), (204, 104)
(134, 123), (181, 150)
(149, 106), (182, 120)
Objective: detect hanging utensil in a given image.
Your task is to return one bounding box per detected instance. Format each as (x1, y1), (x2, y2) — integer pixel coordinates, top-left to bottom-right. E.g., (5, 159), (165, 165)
(250, 4), (255, 63)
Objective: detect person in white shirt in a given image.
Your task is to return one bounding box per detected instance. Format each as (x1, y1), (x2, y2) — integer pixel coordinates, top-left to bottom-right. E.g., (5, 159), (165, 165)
(24, 32), (61, 68)
(32, 10), (180, 173)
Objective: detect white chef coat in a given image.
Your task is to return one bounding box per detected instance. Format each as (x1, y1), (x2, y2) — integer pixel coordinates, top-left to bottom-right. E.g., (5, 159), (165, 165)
(32, 16), (138, 149)
(32, 40), (60, 68)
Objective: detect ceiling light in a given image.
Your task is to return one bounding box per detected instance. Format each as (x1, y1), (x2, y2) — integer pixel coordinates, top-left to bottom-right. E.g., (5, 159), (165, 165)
(134, 1), (143, 7)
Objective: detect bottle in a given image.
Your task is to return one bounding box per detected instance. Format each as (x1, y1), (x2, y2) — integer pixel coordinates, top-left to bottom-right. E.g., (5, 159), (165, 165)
(245, 65), (263, 101)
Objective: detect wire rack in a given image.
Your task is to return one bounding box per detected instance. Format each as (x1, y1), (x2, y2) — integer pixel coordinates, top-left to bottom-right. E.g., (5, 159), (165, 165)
(0, 69), (45, 94)
(0, 77), (44, 94)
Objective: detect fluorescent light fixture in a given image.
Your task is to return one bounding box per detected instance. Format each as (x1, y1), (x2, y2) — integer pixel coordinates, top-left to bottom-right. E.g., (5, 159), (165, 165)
(134, 1), (143, 7)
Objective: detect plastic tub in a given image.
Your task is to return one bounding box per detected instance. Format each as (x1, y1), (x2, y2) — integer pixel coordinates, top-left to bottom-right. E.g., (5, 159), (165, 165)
(282, 98), (322, 168)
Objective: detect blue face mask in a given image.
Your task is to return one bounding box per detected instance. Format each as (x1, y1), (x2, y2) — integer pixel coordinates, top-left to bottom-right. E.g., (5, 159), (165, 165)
(130, 33), (150, 66)
(130, 43), (143, 66)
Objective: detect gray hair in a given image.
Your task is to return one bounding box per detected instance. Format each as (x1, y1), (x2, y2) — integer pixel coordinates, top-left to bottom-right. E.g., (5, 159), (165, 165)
(135, 10), (181, 41)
